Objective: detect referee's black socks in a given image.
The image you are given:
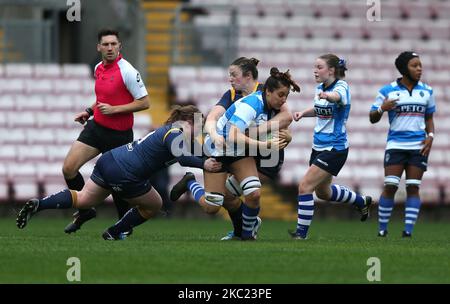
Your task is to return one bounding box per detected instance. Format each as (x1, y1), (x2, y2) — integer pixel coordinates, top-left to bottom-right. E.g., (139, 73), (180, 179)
(65, 172), (92, 215)
(65, 172), (85, 191)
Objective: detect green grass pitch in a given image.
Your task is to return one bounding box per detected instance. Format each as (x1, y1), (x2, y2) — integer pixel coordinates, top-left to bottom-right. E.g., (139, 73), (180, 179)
(0, 216), (449, 283)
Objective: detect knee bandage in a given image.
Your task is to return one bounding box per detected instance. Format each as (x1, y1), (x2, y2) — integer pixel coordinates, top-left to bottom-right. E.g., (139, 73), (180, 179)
(205, 192), (224, 207)
(384, 175), (400, 187)
(225, 175), (243, 197)
(240, 176), (261, 196)
(406, 179), (421, 187)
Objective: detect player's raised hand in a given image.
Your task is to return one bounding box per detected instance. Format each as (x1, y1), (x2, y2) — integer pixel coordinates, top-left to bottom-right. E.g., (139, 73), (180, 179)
(381, 97), (399, 112)
(318, 92), (329, 100)
(204, 158), (223, 172)
(293, 111), (304, 121)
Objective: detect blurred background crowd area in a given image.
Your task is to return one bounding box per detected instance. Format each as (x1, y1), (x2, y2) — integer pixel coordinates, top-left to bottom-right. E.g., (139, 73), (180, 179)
(0, 0), (449, 220)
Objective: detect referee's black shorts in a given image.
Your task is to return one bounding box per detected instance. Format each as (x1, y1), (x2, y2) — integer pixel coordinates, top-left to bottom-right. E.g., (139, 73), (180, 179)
(77, 119), (133, 153)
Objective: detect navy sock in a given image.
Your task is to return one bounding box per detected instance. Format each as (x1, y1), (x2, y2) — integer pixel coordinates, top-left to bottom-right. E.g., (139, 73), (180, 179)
(227, 201), (243, 237)
(111, 192), (130, 219)
(38, 189), (74, 211)
(110, 207), (147, 234)
(65, 172), (85, 191)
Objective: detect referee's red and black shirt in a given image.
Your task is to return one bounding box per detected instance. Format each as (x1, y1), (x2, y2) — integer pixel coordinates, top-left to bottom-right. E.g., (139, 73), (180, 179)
(93, 53), (148, 131)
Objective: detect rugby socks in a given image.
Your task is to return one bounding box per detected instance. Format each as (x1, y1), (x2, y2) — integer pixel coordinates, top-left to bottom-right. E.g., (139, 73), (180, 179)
(111, 192), (130, 219)
(65, 172), (85, 191)
(297, 194), (314, 238)
(187, 179), (205, 203)
(37, 189), (75, 211)
(242, 204), (260, 239)
(110, 207), (147, 235)
(378, 196), (394, 232)
(404, 196), (421, 234)
(65, 172), (92, 216)
(330, 184), (365, 208)
(227, 200), (243, 237)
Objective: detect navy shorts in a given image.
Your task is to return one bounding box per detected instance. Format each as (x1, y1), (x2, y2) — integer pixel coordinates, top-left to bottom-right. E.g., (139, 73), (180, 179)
(77, 119), (133, 153)
(384, 149), (428, 171)
(214, 155), (248, 172)
(309, 148), (348, 176)
(90, 151), (152, 199)
(255, 149), (284, 179)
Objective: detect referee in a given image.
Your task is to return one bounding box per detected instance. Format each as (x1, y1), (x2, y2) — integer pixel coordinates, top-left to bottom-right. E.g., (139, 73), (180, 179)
(63, 29), (149, 235)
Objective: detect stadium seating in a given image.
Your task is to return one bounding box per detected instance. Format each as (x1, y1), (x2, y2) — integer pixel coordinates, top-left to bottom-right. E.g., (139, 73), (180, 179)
(168, 0), (450, 204)
(2, 0), (448, 207)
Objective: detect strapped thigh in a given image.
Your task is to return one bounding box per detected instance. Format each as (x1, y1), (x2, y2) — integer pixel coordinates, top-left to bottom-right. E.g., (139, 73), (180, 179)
(225, 175), (243, 197)
(384, 175), (401, 187)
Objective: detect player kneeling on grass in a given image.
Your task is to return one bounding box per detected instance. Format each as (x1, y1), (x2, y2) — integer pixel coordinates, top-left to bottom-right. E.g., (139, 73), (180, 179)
(16, 106), (222, 240)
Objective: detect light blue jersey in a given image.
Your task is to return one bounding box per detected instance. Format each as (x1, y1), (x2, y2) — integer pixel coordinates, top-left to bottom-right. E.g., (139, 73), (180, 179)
(371, 80), (436, 150)
(313, 79), (351, 151)
(205, 90), (269, 156)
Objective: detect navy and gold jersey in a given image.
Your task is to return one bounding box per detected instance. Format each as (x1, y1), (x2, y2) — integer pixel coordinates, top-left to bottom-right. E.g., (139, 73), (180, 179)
(216, 83), (264, 109)
(110, 124), (204, 181)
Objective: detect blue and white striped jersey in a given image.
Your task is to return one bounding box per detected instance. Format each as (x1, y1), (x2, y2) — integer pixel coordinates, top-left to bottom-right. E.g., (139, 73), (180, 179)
(205, 90), (269, 156)
(371, 80), (436, 150)
(313, 79), (351, 151)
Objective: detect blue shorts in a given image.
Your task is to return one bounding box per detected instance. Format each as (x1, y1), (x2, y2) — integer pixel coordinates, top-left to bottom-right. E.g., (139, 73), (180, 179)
(91, 151), (153, 199)
(309, 148), (348, 176)
(384, 149), (428, 171)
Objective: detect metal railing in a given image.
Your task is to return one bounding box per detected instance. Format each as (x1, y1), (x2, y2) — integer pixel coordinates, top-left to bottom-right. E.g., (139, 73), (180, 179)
(172, 3), (238, 67)
(0, 19), (54, 63)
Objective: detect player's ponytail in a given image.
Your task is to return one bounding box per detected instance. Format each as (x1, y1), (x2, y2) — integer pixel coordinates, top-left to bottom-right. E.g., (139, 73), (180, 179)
(264, 67), (301, 93)
(319, 54), (347, 79)
(249, 57), (260, 67)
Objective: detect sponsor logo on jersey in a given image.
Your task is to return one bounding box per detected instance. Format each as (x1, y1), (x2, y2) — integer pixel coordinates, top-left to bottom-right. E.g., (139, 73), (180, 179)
(314, 105), (333, 118)
(396, 104), (426, 114)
